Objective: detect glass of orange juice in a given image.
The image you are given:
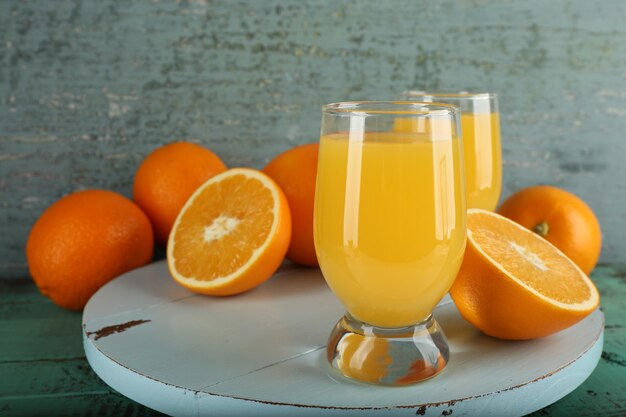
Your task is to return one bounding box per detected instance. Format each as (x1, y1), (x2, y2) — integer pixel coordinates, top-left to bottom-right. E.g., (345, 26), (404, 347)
(400, 91), (501, 210)
(314, 101), (467, 385)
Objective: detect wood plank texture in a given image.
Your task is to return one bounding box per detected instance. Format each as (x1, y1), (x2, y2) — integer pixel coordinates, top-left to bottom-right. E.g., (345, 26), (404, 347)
(0, 265), (624, 416)
(1, 394), (164, 417)
(1, 0), (626, 277)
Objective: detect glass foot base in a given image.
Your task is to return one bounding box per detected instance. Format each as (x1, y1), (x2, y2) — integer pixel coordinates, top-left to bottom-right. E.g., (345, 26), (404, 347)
(327, 313), (449, 386)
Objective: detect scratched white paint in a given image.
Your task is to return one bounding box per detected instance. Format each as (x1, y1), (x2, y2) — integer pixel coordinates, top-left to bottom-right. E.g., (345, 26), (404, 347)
(20, 196), (41, 210)
(0, 153), (27, 161)
(105, 93), (138, 118)
(597, 89), (626, 98)
(6, 136), (58, 143)
(605, 107), (626, 117)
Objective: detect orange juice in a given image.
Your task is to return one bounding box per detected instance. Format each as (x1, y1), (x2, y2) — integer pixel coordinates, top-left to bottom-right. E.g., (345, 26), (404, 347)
(314, 132), (466, 328)
(395, 112), (501, 210)
(461, 112), (501, 210)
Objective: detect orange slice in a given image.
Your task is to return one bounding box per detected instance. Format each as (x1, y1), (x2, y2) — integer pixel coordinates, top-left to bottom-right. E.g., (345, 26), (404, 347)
(450, 209), (600, 340)
(167, 168), (291, 296)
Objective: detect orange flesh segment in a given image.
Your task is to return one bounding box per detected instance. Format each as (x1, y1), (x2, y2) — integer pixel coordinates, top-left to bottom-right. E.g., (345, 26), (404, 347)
(171, 174), (274, 281)
(468, 211), (591, 305)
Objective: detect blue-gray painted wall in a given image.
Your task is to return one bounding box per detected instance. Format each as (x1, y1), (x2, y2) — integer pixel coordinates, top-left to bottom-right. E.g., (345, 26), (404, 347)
(1, 0), (625, 277)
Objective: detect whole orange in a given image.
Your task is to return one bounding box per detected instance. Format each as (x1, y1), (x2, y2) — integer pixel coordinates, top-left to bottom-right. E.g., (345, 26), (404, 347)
(26, 190), (154, 310)
(497, 185), (602, 274)
(263, 143), (319, 266)
(133, 142), (227, 246)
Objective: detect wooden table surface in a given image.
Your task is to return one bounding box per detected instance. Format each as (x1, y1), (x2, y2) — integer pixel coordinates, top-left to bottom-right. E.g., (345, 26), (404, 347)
(1, 265), (624, 417)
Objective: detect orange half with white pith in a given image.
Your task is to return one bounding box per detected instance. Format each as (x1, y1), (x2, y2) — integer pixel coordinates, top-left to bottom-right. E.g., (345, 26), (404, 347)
(450, 209), (600, 340)
(167, 168), (291, 296)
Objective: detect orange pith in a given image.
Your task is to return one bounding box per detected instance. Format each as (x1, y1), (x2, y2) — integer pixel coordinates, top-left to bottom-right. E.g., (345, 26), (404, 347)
(172, 174), (275, 280)
(167, 168), (291, 296)
(450, 209), (600, 340)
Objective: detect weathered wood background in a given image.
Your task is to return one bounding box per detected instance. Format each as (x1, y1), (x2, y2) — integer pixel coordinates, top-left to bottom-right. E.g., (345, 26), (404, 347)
(1, 0), (625, 278)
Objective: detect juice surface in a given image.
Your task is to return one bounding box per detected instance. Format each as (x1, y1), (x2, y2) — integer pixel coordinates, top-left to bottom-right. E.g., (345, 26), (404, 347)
(461, 112), (502, 210)
(314, 132), (466, 328)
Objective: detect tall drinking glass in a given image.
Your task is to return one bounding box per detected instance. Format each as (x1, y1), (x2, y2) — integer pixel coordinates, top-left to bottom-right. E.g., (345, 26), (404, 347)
(314, 102), (467, 385)
(400, 91), (501, 210)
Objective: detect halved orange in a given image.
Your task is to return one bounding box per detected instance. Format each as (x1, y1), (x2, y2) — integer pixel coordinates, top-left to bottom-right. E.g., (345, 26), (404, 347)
(167, 168), (291, 296)
(450, 209), (600, 340)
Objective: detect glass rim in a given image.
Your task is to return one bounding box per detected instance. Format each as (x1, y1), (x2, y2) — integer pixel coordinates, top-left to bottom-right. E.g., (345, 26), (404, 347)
(401, 90), (497, 100)
(322, 101), (459, 117)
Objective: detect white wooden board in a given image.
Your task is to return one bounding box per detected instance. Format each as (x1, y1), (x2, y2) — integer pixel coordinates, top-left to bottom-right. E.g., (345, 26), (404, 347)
(83, 260), (604, 416)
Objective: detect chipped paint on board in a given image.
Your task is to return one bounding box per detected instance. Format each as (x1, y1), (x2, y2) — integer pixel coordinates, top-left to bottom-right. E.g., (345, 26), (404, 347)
(86, 320), (152, 341)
